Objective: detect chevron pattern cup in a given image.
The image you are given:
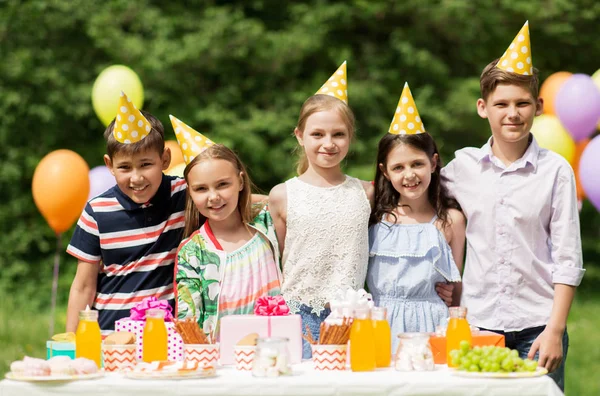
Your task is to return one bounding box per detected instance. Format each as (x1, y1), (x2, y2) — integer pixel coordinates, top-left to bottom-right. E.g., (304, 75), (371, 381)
(102, 344), (136, 372)
(234, 345), (256, 371)
(311, 344), (347, 371)
(184, 344), (219, 367)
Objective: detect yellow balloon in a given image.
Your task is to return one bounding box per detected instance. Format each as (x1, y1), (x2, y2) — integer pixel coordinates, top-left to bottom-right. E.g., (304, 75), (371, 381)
(531, 115), (576, 165)
(165, 163), (186, 178)
(592, 69), (600, 129)
(92, 65), (144, 126)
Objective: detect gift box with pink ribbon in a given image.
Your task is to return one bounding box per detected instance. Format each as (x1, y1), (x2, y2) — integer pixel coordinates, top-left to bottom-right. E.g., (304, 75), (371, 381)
(219, 296), (302, 365)
(114, 297), (184, 362)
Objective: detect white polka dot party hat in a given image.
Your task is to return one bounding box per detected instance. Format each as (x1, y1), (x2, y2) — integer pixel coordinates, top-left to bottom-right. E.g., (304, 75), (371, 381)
(169, 115), (215, 165)
(113, 91), (152, 144)
(497, 21), (533, 75)
(315, 61), (348, 103)
(388, 83), (425, 135)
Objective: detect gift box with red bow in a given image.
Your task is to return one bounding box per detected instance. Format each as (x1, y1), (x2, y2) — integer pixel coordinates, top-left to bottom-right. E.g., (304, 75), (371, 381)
(219, 296), (302, 365)
(114, 297), (184, 362)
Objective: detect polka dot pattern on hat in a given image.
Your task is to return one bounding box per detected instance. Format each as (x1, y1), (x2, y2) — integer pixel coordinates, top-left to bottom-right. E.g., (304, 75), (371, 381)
(497, 21), (533, 75)
(113, 92), (152, 144)
(315, 61), (348, 104)
(169, 115), (215, 165)
(388, 83), (425, 135)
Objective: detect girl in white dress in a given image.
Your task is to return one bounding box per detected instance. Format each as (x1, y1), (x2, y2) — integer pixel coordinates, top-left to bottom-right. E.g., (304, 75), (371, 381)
(269, 92), (373, 358)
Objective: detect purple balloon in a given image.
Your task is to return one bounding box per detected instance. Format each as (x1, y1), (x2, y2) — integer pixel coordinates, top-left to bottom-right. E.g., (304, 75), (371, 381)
(555, 74), (600, 142)
(579, 136), (600, 211)
(88, 166), (116, 200)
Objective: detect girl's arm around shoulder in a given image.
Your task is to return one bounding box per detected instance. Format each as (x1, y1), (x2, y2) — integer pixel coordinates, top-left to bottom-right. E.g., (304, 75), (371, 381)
(360, 180), (375, 208)
(268, 183), (287, 256)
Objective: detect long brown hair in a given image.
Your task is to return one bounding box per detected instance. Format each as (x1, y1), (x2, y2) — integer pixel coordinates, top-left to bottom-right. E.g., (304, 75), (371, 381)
(294, 94), (355, 175)
(182, 144), (256, 238)
(370, 133), (460, 229)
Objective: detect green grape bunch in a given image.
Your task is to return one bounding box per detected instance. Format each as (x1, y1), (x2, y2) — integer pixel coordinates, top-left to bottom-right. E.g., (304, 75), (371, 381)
(449, 341), (539, 373)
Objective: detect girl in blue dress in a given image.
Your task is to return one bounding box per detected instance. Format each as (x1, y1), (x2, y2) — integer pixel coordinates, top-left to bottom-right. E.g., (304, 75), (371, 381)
(367, 83), (465, 354)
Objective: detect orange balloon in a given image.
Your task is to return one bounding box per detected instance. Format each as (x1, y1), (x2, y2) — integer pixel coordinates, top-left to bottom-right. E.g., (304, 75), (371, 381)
(32, 150), (90, 234)
(539, 71), (572, 115)
(574, 138), (590, 200)
(165, 140), (184, 170)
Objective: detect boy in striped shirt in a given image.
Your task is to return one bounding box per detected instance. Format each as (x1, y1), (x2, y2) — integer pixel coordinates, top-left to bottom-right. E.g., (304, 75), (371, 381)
(66, 95), (186, 333)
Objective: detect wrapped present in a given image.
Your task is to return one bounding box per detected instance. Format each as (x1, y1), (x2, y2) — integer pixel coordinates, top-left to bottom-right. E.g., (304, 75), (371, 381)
(46, 341), (75, 360)
(114, 297), (184, 362)
(429, 331), (505, 364)
(219, 296), (302, 365)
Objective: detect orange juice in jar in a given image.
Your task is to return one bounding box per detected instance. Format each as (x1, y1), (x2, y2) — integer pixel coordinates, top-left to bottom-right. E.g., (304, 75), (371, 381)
(371, 307), (392, 368)
(142, 309), (168, 362)
(446, 306), (472, 367)
(350, 307), (376, 372)
(75, 307), (102, 367)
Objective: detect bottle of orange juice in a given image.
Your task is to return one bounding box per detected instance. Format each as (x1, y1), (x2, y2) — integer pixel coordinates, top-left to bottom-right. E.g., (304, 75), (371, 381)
(350, 306), (376, 372)
(75, 306), (102, 367)
(371, 306), (392, 368)
(143, 308), (168, 362)
(446, 306), (472, 367)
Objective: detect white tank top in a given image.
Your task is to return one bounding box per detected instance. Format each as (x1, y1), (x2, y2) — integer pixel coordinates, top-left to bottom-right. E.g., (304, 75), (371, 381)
(282, 176), (371, 314)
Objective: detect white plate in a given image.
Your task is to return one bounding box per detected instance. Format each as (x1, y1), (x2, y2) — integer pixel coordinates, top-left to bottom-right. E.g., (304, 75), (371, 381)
(5, 372), (104, 382)
(124, 368), (217, 380)
(452, 367), (548, 378)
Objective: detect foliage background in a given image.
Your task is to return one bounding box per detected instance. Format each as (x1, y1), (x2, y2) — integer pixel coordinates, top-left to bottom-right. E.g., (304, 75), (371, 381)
(1, 0), (599, 394)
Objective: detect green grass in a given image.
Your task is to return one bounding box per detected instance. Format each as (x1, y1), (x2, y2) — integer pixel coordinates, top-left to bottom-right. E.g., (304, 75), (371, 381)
(1, 274), (599, 395)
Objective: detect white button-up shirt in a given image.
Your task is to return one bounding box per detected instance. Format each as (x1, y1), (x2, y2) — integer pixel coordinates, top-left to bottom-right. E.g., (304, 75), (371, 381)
(441, 136), (585, 331)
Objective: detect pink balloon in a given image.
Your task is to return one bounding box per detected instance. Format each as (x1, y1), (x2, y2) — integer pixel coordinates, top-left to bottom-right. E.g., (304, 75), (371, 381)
(555, 74), (600, 142)
(88, 166), (116, 200)
(579, 136), (600, 211)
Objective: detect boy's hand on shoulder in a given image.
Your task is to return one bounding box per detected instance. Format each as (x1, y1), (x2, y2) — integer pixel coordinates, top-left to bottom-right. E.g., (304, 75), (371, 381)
(528, 327), (563, 373)
(435, 282), (454, 306)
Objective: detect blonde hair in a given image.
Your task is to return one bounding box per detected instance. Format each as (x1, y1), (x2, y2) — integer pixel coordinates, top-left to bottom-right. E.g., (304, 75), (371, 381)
(294, 95), (356, 175)
(480, 59), (540, 100)
(182, 144), (256, 238)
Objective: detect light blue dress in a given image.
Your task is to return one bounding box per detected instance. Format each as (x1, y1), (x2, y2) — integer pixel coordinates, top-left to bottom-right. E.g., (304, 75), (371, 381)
(366, 215), (461, 354)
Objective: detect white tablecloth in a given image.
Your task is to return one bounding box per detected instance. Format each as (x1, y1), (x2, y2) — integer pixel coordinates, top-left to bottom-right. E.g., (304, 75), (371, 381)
(0, 362), (563, 396)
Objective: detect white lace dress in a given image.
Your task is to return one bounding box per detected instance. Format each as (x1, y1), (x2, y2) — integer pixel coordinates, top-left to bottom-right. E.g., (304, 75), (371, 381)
(281, 176), (371, 315)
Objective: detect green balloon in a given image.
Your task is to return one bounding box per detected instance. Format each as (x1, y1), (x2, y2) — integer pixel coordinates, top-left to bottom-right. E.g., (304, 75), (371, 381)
(92, 65), (144, 126)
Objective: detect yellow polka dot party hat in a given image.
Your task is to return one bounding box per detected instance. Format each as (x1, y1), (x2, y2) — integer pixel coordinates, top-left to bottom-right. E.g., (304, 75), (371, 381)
(169, 115), (215, 165)
(497, 21), (533, 75)
(113, 91), (152, 144)
(388, 83), (425, 135)
(315, 61), (348, 103)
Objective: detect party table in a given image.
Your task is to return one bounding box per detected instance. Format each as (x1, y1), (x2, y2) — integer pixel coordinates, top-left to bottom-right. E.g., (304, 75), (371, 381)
(0, 362), (563, 396)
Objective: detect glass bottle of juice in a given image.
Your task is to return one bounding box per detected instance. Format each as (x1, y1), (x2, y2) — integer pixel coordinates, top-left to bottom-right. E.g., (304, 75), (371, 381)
(143, 308), (168, 362)
(446, 306), (472, 367)
(75, 307), (102, 368)
(371, 306), (392, 368)
(350, 307), (376, 372)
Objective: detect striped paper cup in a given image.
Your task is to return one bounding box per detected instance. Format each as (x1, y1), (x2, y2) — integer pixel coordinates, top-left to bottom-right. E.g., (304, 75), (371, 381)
(234, 345), (256, 371)
(184, 343), (219, 367)
(311, 344), (347, 371)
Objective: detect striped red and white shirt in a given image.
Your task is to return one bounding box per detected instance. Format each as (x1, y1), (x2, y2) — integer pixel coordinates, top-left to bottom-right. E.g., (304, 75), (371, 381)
(67, 174), (187, 330)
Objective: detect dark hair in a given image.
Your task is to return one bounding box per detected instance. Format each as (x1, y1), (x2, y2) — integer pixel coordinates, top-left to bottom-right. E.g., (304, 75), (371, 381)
(182, 144), (258, 239)
(480, 58), (540, 100)
(103, 110), (165, 159)
(295, 94), (355, 175)
(370, 133), (460, 229)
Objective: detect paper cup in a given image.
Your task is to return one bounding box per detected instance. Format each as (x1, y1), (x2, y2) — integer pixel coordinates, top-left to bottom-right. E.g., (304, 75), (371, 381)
(311, 344), (347, 371)
(102, 344), (136, 372)
(234, 345), (256, 371)
(184, 343), (219, 367)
